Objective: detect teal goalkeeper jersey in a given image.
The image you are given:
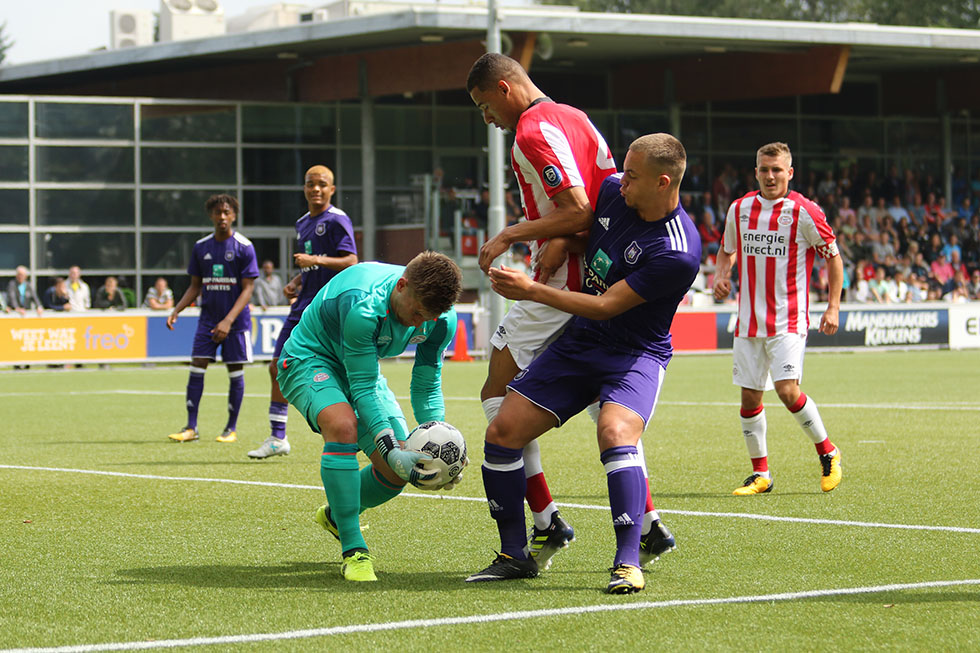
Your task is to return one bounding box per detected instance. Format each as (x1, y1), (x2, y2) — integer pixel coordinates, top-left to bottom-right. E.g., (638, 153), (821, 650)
(281, 262), (457, 440)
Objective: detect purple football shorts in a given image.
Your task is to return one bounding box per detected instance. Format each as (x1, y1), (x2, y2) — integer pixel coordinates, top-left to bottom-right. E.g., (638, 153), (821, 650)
(507, 326), (667, 427)
(191, 326), (253, 364)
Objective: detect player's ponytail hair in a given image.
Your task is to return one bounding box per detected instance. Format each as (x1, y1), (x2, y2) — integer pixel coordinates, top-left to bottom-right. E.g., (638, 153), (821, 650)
(404, 251), (462, 316)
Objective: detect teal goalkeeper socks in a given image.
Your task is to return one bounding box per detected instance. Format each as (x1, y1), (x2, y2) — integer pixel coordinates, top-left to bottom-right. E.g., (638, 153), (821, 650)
(320, 442), (365, 555)
(359, 464), (403, 512)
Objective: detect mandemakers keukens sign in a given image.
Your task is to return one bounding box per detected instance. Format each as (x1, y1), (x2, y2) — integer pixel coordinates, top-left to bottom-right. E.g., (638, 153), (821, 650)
(843, 310), (942, 346)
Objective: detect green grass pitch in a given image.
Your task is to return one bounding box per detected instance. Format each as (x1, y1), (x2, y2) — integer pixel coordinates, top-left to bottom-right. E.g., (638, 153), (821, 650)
(1, 350), (978, 651)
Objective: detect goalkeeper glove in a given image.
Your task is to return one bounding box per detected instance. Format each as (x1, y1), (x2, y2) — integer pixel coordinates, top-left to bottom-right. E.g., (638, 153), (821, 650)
(374, 428), (437, 487)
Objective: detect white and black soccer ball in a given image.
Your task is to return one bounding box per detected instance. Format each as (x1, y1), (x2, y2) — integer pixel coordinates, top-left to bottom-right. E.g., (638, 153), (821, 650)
(406, 420), (467, 488)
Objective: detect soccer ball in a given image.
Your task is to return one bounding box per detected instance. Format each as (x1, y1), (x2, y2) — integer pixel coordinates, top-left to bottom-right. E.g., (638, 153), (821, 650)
(405, 420), (468, 488)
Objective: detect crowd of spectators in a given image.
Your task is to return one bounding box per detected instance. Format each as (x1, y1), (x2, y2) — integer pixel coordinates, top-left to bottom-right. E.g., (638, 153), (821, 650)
(2, 266), (177, 315)
(685, 163), (980, 304)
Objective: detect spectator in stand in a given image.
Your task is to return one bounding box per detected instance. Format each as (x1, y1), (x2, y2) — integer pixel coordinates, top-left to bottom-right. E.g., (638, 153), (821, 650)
(941, 234), (962, 263)
(902, 169), (918, 207)
(698, 209), (722, 255)
(887, 195), (910, 223)
(948, 249), (968, 280)
(94, 276), (128, 310)
(857, 194), (878, 234)
(923, 192), (941, 232)
(942, 271), (970, 303)
(252, 260), (286, 310)
(921, 173), (942, 201)
(43, 277), (72, 311)
(964, 215), (980, 267)
(934, 196), (953, 230)
(889, 270), (910, 303)
(66, 265), (91, 311)
(971, 169), (980, 205)
(931, 254), (955, 286)
(956, 197), (974, 223)
(837, 196), (856, 231)
(870, 231), (896, 266)
(6, 266), (43, 316)
(817, 170), (837, 199)
(910, 251), (931, 280)
(967, 269), (980, 299)
(701, 191), (716, 223)
(867, 266), (890, 303)
(143, 277), (175, 310)
(924, 233), (945, 262)
(713, 164), (734, 218)
(908, 192), (926, 226)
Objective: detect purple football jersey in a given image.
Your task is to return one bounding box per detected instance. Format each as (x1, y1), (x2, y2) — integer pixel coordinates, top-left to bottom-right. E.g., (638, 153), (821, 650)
(187, 231), (260, 331)
(572, 174), (701, 362)
(292, 205), (357, 314)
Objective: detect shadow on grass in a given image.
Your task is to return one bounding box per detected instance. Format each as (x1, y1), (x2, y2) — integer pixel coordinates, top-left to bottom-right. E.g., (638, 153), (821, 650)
(109, 561), (596, 592)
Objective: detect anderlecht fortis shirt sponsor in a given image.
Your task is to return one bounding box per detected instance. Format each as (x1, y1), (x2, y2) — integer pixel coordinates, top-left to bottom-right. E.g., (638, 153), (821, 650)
(282, 262), (456, 440)
(721, 190), (839, 337)
(572, 174), (701, 363)
(291, 205), (357, 314)
(511, 100), (616, 292)
(188, 232), (260, 331)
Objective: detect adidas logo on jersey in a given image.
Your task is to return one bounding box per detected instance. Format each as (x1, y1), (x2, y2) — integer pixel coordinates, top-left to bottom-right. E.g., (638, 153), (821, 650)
(203, 253), (212, 260)
(599, 216), (611, 230)
(612, 512), (634, 526)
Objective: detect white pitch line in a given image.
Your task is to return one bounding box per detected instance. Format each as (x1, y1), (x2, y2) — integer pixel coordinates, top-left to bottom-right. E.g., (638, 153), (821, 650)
(3, 578), (979, 653)
(3, 465), (979, 535)
(2, 389), (980, 411)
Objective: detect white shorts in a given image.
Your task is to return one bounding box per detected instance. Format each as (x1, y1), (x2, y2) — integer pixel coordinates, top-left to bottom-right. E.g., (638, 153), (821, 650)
(489, 299), (572, 370)
(732, 333), (806, 391)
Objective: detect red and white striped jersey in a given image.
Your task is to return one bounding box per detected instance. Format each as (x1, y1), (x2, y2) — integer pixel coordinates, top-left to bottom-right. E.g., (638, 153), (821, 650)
(721, 190), (839, 337)
(511, 101), (616, 291)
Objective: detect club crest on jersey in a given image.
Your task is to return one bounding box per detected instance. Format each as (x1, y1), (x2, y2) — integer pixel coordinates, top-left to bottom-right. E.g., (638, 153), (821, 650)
(377, 335), (392, 345)
(513, 369), (528, 382)
(624, 241), (642, 264)
(778, 212), (793, 226)
(225, 250), (235, 261)
(212, 264), (225, 277)
(598, 216), (611, 231)
(542, 165), (563, 188)
(313, 372), (329, 382)
(409, 334), (427, 344)
(590, 248), (612, 279)
(315, 222), (326, 236)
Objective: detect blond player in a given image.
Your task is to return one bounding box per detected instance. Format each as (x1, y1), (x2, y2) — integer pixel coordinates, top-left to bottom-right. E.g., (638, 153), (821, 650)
(713, 142), (843, 495)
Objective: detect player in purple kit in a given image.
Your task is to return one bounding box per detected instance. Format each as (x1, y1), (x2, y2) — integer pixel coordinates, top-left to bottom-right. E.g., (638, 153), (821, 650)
(167, 194), (260, 444)
(248, 165), (358, 459)
(466, 134), (699, 594)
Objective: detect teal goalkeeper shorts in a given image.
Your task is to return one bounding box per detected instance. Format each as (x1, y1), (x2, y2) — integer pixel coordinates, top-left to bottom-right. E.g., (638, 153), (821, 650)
(276, 354), (408, 456)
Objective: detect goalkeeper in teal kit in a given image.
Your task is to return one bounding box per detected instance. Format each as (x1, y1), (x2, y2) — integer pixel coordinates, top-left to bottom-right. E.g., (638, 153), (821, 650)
(277, 251), (463, 582)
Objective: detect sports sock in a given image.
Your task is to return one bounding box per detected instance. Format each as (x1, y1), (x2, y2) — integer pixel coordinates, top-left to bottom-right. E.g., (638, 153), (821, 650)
(225, 369), (244, 431)
(185, 366), (205, 430)
(523, 439), (557, 530)
(482, 441), (528, 560)
(359, 464), (402, 511)
(269, 401), (289, 440)
(481, 396), (504, 423)
(320, 442), (364, 556)
(602, 445), (645, 568)
(740, 405), (768, 473)
(789, 393), (835, 455)
(636, 439), (657, 535)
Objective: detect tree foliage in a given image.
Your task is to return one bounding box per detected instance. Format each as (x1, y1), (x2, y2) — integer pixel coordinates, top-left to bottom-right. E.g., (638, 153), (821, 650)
(0, 22), (13, 65)
(545, 0), (980, 29)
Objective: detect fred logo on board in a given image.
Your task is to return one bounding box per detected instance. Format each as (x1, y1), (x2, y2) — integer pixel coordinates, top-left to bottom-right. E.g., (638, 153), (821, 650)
(542, 165), (563, 188)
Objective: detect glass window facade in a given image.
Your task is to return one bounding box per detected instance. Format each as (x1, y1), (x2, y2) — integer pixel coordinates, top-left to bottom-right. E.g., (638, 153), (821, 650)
(1, 93), (976, 305)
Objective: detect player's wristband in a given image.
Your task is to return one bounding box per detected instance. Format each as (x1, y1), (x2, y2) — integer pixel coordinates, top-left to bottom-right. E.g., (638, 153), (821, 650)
(373, 428), (398, 461)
